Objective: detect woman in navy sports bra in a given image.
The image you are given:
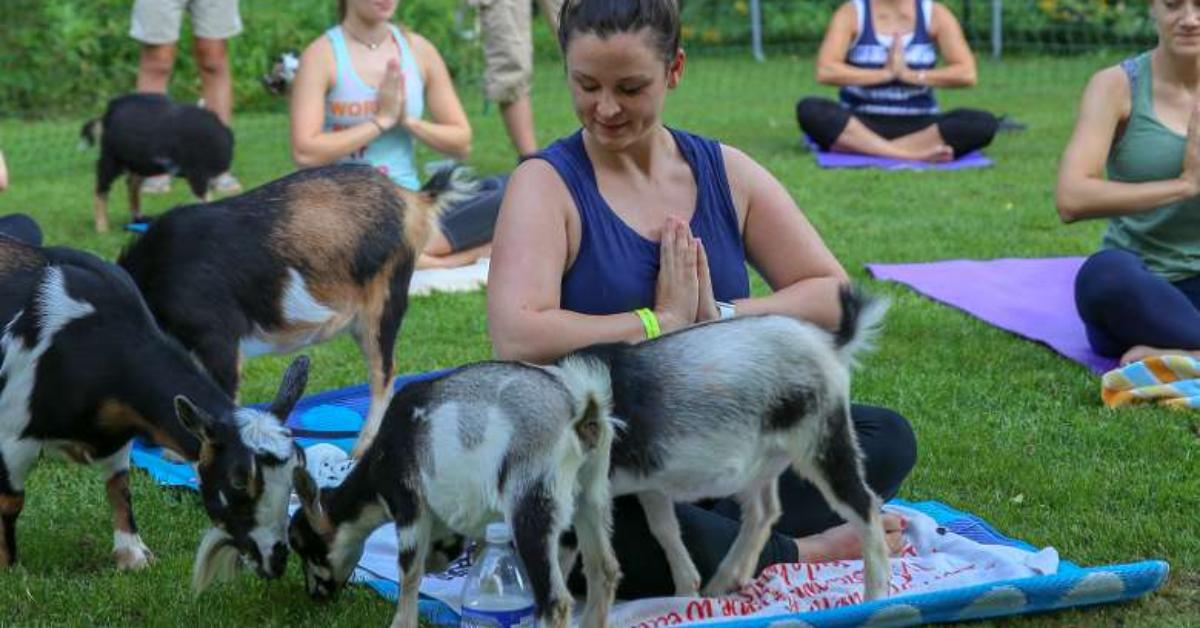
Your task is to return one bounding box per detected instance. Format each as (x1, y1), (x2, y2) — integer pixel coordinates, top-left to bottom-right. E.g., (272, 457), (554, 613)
(489, 0), (917, 598)
(797, 0), (997, 162)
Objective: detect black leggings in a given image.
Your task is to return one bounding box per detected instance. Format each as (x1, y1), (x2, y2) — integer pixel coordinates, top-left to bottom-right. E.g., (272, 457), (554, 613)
(0, 214), (42, 246)
(796, 96), (998, 158)
(575, 404), (917, 598)
(437, 174), (507, 252)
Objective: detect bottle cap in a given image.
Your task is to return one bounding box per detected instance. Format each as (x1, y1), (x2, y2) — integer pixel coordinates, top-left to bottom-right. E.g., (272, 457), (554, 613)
(485, 522), (511, 544)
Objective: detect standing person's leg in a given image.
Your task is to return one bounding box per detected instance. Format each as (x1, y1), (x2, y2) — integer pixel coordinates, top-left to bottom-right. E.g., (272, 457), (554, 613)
(131, 0), (183, 92)
(481, 0), (539, 157)
(1076, 248), (1200, 363)
(131, 0), (185, 194)
(192, 0), (243, 193)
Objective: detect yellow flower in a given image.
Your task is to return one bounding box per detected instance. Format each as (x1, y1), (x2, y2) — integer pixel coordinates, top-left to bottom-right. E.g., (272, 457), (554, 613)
(734, 0), (749, 16)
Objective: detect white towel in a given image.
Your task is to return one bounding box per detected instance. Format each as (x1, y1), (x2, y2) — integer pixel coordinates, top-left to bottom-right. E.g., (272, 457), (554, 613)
(347, 504), (1059, 625)
(408, 258), (489, 297)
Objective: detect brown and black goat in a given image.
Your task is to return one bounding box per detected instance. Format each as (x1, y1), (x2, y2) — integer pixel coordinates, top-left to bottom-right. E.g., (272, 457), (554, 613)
(0, 236), (308, 583)
(119, 164), (471, 458)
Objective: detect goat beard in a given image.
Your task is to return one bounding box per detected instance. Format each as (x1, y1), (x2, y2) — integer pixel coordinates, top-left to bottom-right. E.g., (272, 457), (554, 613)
(192, 527), (241, 594)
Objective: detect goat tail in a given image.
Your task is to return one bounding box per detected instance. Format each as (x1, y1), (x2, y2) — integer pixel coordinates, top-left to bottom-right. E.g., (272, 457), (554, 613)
(833, 284), (890, 369)
(551, 354), (617, 545)
(78, 118), (102, 150)
(417, 164), (480, 220)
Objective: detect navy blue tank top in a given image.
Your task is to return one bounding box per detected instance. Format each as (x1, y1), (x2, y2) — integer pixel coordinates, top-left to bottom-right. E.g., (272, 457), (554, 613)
(839, 0), (939, 116)
(537, 129), (750, 316)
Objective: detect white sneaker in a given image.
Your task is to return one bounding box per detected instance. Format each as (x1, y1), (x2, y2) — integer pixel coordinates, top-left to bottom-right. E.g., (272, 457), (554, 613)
(209, 172), (242, 195)
(141, 174), (171, 194)
(304, 443), (357, 488)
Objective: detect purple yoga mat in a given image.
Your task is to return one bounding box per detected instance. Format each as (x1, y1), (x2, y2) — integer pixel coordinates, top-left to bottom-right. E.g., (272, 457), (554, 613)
(804, 136), (993, 171)
(866, 257), (1117, 374)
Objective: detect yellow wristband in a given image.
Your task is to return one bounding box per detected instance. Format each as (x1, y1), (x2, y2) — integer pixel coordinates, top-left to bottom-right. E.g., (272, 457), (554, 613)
(634, 308), (661, 339)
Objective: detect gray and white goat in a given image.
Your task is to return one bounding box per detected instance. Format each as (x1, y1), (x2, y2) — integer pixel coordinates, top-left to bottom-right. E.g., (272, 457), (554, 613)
(289, 357), (620, 628)
(572, 286), (892, 600)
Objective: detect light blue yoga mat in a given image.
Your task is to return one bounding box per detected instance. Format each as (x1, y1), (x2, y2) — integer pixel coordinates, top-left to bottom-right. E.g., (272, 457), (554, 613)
(131, 371), (1168, 626)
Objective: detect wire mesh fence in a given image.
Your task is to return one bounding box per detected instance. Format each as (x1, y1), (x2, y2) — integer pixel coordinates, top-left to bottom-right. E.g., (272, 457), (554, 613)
(0, 0), (1156, 182)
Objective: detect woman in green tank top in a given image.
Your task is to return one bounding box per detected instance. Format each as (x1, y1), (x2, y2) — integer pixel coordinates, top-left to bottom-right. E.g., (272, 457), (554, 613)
(1057, 0), (1200, 367)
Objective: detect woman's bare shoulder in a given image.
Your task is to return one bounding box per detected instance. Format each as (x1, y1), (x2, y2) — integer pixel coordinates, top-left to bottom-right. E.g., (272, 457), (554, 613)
(508, 158), (572, 212)
(1086, 64), (1133, 110)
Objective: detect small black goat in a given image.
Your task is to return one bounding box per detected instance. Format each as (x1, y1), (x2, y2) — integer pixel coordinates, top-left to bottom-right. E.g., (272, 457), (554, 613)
(81, 93), (233, 232)
(571, 287), (892, 601)
(289, 357), (619, 628)
(0, 236), (307, 583)
(119, 164), (472, 458)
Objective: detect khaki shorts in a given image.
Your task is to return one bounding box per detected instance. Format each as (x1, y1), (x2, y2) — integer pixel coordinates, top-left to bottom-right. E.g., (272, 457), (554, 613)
(130, 0), (243, 45)
(474, 0), (563, 104)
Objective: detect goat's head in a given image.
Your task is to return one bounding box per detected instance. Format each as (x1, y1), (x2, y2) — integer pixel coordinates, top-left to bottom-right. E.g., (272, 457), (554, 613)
(287, 465), (347, 600)
(177, 355), (311, 591)
(262, 51), (300, 96)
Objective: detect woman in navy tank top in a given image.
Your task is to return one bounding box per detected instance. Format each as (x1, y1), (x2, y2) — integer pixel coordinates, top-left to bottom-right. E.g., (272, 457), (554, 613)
(797, 0), (997, 161)
(489, 0), (916, 598)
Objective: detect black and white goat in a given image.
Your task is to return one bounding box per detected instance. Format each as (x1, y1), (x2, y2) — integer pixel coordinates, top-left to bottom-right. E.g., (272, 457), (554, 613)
(0, 235), (308, 583)
(81, 93), (234, 232)
(574, 287), (892, 601)
(288, 357), (620, 628)
(119, 163), (472, 459)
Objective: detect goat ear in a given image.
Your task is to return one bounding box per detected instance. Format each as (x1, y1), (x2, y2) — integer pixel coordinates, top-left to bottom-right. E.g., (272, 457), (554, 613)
(175, 395), (216, 442)
(269, 356), (311, 422)
(293, 467), (332, 537)
(294, 466), (320, 505)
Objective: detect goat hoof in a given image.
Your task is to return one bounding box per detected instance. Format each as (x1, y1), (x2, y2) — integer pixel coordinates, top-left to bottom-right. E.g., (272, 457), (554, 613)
(700, 576), (745, 598)
(115, 545), (155, 571)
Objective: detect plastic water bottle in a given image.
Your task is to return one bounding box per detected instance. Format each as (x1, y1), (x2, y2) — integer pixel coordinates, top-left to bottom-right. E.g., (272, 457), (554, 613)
(460, 522), (537, 628)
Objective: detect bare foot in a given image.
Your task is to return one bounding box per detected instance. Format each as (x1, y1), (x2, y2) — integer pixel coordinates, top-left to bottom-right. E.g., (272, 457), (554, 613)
(1119, 345), (1200, 366)
(911, 145), (954, 163)
(795, 513), (906, 562)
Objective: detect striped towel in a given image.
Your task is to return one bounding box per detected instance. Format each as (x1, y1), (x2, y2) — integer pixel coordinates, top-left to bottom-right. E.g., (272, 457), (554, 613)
(1102, 355), (1200, 408)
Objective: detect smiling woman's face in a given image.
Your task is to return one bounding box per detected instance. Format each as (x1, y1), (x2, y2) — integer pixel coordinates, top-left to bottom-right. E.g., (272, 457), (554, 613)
(1154, 0), (1200, 56)
(564, 28), (683, 151)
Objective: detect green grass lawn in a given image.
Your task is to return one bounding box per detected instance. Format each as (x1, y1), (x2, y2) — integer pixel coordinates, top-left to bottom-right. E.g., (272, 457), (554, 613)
(3, 51), (1199, 625)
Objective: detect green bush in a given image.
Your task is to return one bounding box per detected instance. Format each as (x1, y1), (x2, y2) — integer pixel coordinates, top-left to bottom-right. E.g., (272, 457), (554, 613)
(0, 0), (481, 119)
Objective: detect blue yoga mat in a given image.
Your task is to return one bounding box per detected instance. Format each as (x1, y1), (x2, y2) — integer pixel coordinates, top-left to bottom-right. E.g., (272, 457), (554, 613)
(130, 371), (1168, 626)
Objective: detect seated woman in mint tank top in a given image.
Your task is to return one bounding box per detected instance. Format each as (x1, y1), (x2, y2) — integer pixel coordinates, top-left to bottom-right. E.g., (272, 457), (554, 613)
(489, 0), (916, 598)
(290, 0), (504, 269)
(796, 0), (997, 162)
(1059, 1), (1200, 367)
